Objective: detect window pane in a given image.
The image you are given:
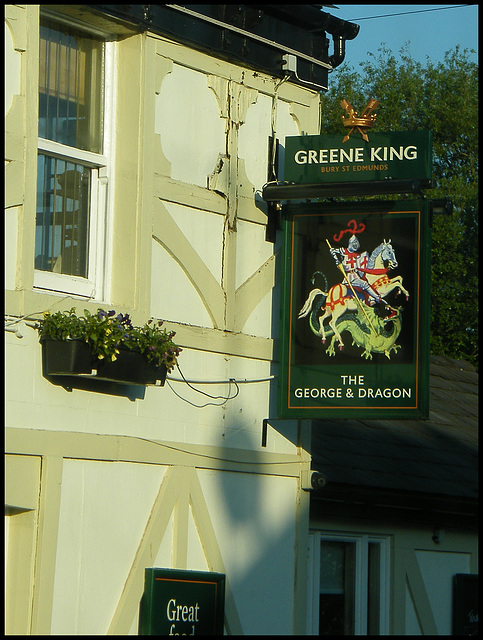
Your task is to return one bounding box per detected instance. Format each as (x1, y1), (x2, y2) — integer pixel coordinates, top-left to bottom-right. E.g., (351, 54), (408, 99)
(368, 542), (381, 635)
(319, 541), (355, 635)
(39, 19), (104, 153)
(35, 154), (91, 277)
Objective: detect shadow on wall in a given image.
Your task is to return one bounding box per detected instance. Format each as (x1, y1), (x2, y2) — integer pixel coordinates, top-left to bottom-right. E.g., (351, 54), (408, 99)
(208, 422), (307, 635)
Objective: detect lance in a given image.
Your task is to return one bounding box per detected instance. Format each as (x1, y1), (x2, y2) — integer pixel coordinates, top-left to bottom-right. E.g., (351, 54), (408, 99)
(326, 239), (377, 335)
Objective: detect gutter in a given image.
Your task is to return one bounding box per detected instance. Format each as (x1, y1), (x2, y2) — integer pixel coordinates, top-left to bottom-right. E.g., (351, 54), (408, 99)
(165, 4), (333, 70)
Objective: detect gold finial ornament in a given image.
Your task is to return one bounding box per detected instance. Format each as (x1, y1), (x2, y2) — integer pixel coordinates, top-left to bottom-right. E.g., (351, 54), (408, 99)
(340, 98), (379, 143)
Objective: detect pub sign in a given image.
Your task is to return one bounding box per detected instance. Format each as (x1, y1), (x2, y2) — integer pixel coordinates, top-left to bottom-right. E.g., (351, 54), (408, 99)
(139, 568), (225, 635)
(284, 130), (433, 184)
(283, 101), (432, 186)
(278, 200), (431, 419)
(452, 574), (478, 636)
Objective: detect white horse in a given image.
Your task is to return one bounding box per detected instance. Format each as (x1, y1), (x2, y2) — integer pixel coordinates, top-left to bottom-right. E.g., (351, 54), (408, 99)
(364, 240), (409, 301)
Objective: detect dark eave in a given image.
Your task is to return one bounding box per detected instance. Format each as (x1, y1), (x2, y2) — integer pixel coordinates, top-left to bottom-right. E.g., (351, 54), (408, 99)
(79, 4), (359, 90)
(311, 482), (478, 529)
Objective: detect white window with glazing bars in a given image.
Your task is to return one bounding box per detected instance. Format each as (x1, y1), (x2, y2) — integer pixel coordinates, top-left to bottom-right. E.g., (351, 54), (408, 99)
(307, 531), (391, 635)
(34, 15), (115, 300)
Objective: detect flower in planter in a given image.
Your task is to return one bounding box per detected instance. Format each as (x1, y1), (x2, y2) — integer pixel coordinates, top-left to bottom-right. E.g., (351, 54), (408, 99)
(37, 308), (182, 372)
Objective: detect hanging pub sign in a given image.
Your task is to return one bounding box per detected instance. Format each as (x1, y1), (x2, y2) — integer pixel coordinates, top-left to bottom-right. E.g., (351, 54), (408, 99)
(284, 100), (432, 184)
(452, 574), (478, 636)
(278, 200), (431, 419)
(139, 568), (225, 635)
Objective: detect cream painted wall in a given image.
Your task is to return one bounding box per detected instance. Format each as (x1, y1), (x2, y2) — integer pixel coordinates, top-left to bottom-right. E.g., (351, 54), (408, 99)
(412, 550), (471, 635)
(50, 460), (169, 635)
(46, 459), (299, 634)
(5, 5), (37, 295)
(4, 206), (19, 291)
(4, 19), (21, 118)
(5, 6), (317, 635)
(194, 469), (299, 635)
(404, 550), (472, 635)
(155, 63), (227, 188)
(151, 237), (215, 328)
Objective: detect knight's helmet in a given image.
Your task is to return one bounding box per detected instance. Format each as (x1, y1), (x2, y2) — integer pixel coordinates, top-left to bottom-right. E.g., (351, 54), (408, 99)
(348, 234), (360, 253)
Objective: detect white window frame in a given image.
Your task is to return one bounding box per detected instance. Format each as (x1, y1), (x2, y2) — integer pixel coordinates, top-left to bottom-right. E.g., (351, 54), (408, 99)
(34, 21), (116, 302)
(307, 531), (391, 635)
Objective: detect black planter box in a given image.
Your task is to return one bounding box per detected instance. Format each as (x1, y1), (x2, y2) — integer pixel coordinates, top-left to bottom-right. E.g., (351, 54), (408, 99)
(41, 339), (167, 386)
(42, 338), (93, 376)
(94, 348), (167, 386)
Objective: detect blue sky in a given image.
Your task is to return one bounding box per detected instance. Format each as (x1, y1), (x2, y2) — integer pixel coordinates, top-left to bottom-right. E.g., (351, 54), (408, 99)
(328, 4), (478, 69)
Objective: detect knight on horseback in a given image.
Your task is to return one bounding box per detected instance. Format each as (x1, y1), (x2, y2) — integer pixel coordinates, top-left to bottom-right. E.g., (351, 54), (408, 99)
(330, 234), (384, 307)
(298, 229), (404, 355)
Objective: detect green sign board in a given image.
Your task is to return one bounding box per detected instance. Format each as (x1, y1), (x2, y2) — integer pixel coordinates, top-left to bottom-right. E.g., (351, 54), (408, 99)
(139, 568), (225, 636)
(452, 574), (478, 636)
(284, 130), (432, 183)
(279, 200), (431, 419)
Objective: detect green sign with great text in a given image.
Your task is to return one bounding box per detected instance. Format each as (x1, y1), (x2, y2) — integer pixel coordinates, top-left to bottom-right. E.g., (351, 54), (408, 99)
(139, 568), (225, 636)
(279, 200), (431, 419)
(284, 130), (432, 183)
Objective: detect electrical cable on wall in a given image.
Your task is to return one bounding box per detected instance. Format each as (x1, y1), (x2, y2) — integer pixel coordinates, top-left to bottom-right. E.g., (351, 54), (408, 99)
(166, 380), (237, 408)
(166, 363), (239, 407)
(167, 363), (275, 386)
(174, 363), (239, 400)
(131, 434), (300, 466)
(165, 364), (275, 408)
(4, 292), (96, 332)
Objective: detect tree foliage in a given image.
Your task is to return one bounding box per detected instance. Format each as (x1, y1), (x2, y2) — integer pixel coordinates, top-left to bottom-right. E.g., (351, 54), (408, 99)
(320, 45), (478, 369)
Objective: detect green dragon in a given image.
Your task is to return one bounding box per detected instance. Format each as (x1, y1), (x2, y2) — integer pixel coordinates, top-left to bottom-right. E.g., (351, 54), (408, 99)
(298, 271), (402, 360)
